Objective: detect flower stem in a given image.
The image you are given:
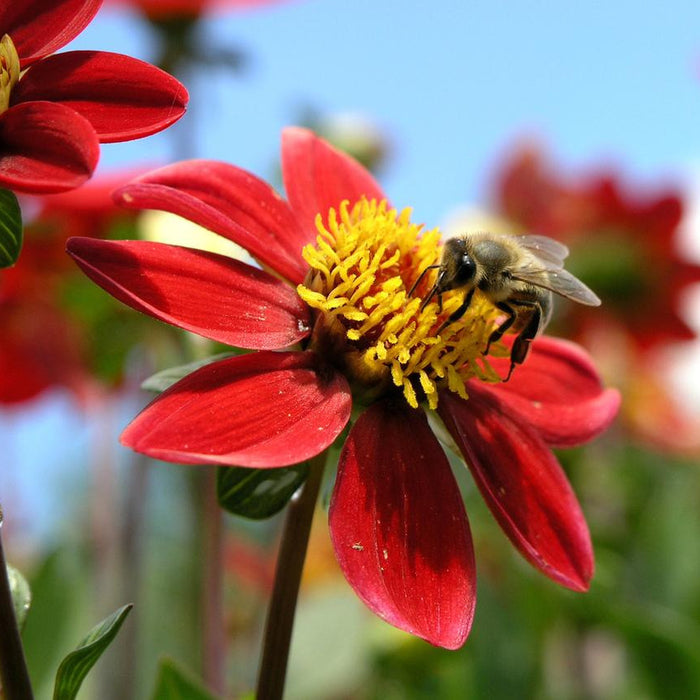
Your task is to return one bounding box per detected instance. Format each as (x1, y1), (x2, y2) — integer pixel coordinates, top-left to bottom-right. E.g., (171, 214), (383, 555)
(255, 453), (327, 700)
(0, 506), (34, 700)
(201, 468), (226, 696)
(114, 451), (150, 700)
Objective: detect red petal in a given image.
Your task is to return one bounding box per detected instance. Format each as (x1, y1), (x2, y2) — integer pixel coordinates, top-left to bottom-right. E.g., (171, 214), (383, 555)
(1, 0), (102, 66)
(0, 102), (99, 194)
(438, 387), (594, 591)
(330, 400), (476, 649)
(66, 238), (311, 348)
(122, 351), (351, 467)
(489, 337), (620, 446)
(281, 127), (387, 236)
(13, 51), (188, 142)
(114, 161), (310, 284)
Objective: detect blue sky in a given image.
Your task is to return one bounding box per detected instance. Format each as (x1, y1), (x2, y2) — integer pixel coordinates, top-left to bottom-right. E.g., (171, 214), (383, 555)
(72, 0), (700, 225)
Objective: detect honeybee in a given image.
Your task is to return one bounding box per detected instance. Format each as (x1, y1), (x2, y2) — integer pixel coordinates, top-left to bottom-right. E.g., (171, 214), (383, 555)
(409, 232), (600, 380)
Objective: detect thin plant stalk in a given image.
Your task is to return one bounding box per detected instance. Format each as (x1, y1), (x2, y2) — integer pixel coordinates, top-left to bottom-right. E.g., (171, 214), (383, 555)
(0, 506), (34, 700)
(87, 393), (123, 700)
(113, 450), (150, 700)
(255, 452), (327, 700)
(201, 468), (226, 696)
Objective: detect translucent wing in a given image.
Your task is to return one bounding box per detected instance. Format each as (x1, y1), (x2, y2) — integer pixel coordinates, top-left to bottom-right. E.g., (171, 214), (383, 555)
(517, 235), (569, 269)
(512, 263), (601, 306)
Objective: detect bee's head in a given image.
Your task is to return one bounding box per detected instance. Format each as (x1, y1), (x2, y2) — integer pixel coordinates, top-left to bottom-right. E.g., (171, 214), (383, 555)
(438, 237), (477, 292)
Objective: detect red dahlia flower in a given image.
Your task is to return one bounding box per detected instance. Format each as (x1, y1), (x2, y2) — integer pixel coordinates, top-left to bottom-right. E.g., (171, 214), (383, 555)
(494, 144), (700, 352)
(0, 0), (188, 194)
(67, 128), (620, 648)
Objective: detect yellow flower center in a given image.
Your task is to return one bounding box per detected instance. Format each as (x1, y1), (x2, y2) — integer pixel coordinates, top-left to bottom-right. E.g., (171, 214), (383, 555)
(0, 34), (20, 115)
(297, 198), (504, 410)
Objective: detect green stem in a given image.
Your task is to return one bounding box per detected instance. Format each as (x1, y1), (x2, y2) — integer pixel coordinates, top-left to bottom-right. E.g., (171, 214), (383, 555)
(201, 468), (225, 696)
(114, 451), (150, 700)
(255, 453), (327, 700)
(0, 506), (34, 700)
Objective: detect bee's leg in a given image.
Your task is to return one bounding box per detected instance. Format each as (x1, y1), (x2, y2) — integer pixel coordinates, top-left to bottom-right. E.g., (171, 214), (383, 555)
(437, 288), (474, 334)
(505, 301), (541, 381)
(483, 301), (517, 355)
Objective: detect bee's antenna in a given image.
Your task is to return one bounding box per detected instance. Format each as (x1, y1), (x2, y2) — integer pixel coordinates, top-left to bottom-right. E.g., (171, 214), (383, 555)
(420, 282), (440, 311)
(408, 264), (440, 298)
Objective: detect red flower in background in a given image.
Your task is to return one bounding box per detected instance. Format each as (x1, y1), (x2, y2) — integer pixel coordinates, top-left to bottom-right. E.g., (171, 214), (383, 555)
(67, 129), (619, 648)
(494, 144), (700, 352)
(0, 172), (146, 405)
(0, 293), (86, 405)
(492, 144), (700, 453)
(107, 0), (288, 19)
(0, 0), (188, 194)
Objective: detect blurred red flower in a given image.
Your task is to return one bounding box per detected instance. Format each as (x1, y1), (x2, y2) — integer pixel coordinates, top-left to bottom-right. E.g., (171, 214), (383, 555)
(68, 128), (619, 648)
(107, 0), (289, 19)
(494, 144), (700, 352)
(622, 354), (700, 453)
(0, 0), (188, 194)
(0, 295), (86, 405)
(0, 172), (145, 405)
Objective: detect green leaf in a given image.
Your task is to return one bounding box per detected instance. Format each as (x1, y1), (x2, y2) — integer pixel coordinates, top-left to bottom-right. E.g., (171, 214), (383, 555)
(22, 548), (91, 697)
(151, 657), (220, 700)
(53, 604), (133, 700)
(0, 188), (22, 267)
(216, 463), (309, 519)
(141, 352), (237, 393)
(7, 564), (31, 631)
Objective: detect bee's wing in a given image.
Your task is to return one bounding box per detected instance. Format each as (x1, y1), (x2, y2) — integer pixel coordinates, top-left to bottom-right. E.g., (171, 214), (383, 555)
(513, 263), (601, 306)
(517, 235), (569, 268)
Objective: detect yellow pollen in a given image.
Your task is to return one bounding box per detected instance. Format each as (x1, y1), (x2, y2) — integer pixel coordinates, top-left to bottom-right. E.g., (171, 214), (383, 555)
(297, 198), (504, 409)
(0, 35), (20, 115)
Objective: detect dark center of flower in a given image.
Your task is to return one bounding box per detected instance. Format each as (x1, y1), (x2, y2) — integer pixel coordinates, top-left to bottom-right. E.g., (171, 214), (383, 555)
(297, 198), (504, 409)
